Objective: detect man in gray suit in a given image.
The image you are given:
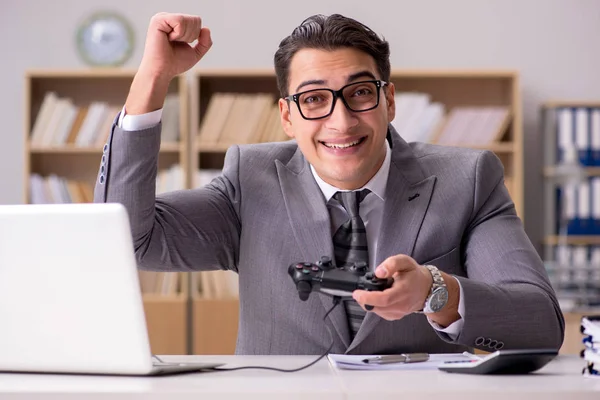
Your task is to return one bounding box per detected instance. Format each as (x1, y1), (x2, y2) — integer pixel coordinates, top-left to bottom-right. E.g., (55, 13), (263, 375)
(95, 12), (564, 355)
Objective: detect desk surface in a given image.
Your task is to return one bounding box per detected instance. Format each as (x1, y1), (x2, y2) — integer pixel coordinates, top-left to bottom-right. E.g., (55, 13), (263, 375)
(0, 355), (598, 400)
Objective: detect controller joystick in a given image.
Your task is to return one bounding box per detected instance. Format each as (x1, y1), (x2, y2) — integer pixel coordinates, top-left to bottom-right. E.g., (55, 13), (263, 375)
(349, 261), (368, 275)
(317, 256), (334, 270)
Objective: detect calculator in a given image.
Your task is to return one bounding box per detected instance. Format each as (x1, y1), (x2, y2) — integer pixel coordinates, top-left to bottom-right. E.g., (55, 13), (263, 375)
(438, 349), (558, 374)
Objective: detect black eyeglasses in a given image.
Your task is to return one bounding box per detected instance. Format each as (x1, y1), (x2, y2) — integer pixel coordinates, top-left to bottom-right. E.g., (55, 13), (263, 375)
(284, 80), (388, 120)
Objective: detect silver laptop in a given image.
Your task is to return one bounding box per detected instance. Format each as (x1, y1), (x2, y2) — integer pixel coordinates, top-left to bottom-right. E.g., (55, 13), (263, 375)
(0, 203), (222, 375)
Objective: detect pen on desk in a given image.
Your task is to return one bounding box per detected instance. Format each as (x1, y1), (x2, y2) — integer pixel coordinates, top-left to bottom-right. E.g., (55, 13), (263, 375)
(362, 353), (430, 364)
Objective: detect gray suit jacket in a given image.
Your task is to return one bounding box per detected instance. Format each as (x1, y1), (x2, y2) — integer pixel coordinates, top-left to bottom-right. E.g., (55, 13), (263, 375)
(94, 119), (564, 355)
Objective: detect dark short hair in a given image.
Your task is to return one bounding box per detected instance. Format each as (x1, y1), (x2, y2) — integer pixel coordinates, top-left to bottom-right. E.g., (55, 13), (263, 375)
(274, 14), (391, 98)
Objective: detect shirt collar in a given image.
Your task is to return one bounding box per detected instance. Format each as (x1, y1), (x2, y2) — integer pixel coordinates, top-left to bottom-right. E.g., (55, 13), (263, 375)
(310, 141), (391, 202)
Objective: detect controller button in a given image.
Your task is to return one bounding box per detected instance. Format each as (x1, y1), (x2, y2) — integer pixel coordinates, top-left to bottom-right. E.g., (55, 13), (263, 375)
(365, 272), (374, 280)
(311, 266), (319, 271)
(302, 269), (310, 274)
(295, 263), (304, 269)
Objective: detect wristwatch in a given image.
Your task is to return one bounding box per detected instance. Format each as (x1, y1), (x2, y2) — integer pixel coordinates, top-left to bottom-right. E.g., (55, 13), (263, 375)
(415, 265), (448, 314)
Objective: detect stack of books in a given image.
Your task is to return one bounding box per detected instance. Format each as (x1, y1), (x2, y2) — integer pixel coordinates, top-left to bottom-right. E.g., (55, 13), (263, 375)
(581, 316), (600, 377)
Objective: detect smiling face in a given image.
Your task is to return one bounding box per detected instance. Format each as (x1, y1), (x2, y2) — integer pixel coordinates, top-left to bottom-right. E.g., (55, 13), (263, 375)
(279, 47), (395, 190)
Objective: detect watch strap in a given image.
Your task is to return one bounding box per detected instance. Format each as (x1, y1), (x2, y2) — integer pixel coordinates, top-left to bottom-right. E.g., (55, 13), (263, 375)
(414, 265), (446, 314)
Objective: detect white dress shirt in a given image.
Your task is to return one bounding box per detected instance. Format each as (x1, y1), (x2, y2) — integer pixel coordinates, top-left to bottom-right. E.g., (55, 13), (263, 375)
(120, 107), (465, 339)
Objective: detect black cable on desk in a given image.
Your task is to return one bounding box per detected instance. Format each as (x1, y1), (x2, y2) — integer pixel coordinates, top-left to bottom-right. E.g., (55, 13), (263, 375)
(208, 296), (342, 373)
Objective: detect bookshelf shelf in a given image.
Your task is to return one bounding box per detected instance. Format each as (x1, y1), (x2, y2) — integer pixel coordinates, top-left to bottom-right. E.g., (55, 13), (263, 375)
(543, 100), (600, 109)
(196, 143), (237, 153)
(28, 146), (106, 154)
(443, 142), (515, 153)
(544, 166), (600, 177)
(28, 143), (182, 154)
(544, 235), (600, 246)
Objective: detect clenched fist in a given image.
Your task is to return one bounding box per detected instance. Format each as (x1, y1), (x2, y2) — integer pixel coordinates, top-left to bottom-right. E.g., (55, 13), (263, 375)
(126, 13), (213, 115)
(140, 13), (212, 81)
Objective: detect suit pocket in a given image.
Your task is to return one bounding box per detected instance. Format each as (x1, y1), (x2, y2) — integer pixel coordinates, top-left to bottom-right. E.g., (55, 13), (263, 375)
(420, 247), (462, 275)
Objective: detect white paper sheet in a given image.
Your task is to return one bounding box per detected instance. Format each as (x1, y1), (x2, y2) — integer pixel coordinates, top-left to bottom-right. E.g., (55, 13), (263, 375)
(327, 352), (478, 370)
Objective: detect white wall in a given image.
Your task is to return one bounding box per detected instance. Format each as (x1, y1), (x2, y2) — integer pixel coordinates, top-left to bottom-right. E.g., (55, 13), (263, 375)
(1, 0), (599, 251)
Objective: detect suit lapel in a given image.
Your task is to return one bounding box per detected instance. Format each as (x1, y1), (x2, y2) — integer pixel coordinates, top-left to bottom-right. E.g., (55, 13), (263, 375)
(347, 130), (437, 352)
(276, 147), (351, 348)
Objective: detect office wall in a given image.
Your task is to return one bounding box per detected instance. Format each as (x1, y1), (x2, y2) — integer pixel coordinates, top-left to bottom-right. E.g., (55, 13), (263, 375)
(1, 0), (599, 253)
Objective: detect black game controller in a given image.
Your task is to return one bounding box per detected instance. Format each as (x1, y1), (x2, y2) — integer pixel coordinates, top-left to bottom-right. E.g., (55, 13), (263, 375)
(288, 256), (393, 308)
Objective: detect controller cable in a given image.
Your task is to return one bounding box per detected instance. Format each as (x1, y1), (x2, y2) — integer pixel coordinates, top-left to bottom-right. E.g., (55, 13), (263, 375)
(176, 296), (343, 373)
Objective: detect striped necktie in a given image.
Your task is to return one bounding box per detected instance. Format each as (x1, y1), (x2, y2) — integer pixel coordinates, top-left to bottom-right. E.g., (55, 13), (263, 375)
(332, 189), (371, 340)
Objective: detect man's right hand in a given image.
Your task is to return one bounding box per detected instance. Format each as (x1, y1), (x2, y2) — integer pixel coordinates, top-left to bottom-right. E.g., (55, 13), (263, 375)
(125, 13), (213, 115)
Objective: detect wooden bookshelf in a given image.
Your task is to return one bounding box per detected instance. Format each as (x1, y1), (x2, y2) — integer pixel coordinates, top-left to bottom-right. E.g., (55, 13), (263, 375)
(24, 69), (189, 202)
(24, 69), (190, 354)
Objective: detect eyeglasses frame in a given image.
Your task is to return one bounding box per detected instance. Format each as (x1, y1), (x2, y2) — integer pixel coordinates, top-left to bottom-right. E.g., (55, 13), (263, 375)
(283, 79), (389, 121)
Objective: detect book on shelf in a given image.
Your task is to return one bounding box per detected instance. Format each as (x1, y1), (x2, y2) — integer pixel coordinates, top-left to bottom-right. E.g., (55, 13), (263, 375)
(29, 91), (120, 148)
(29, 173), (93, 204)
(391, 92), (445, 144)
(432, 106), (510, 146)
(197, 92), (288, 147)
(161, 93), (180, 144)
(390, 91), (510, 146)
(555, 178), (600, 236)
(29, 91), (181, 148)
(553, 106), (600, 166)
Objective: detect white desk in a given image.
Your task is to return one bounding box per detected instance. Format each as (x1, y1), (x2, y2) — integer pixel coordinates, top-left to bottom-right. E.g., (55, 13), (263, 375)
(0, 355), (598, 399)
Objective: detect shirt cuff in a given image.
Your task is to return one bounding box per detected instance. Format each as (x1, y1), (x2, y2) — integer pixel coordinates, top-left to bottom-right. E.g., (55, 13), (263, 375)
(118, 105), (163, 130)
(427, 276), (465, 340)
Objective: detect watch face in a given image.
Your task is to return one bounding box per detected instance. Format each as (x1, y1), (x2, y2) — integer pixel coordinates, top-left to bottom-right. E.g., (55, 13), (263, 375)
(76, 11), (134, 67)
(430, 287), (449, 312)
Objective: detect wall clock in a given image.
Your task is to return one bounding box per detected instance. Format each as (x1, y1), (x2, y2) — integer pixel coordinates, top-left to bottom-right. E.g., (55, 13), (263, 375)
(76, 11), (134, 67)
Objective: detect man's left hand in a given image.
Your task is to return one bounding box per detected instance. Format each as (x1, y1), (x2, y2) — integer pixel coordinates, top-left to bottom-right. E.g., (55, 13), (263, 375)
(352, 254), (461, 328)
